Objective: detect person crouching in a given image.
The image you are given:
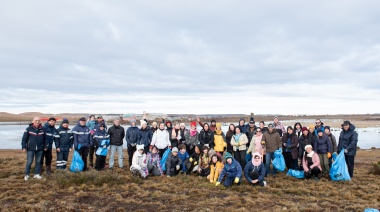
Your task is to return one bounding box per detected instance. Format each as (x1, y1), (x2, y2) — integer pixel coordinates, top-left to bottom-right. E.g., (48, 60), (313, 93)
(302, 145), (322, 182)
(244, 152), (266, 186)
(130, 145), (148, 178)
(216, 152), (242, 187)
(166, 147), (182, 177)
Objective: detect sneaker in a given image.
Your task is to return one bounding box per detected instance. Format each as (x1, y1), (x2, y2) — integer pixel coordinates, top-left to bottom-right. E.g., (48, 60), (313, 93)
(24, 175), (29, 181)
(314, 177), (319, 182)
(263, 181), (267, 186)
(33, 174), (43, 179)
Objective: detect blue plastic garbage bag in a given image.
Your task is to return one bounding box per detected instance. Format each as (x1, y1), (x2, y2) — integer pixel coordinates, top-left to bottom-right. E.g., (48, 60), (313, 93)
(96, 140), (110, 156)
(70, 145), (84, 172)
(246, 151), (252, 164)
(364, 209), (379, 212)
(329, 148), (351, 181)
(160, 148), (171, 171)
(286, 169), (305, 179)
(272, 149), (285, 172)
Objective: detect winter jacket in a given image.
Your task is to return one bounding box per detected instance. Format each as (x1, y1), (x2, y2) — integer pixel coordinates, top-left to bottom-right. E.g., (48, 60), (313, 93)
(150, 127), (158, 134)
(151, 129), (171, 149)
(230, 133), (249, 151)
(189, 144), (202, 163)
(199, 154), (210, 169)
(126, 126), (141, 146)
(209, 161), (224, 182)
(302, 151), (322, 172)
(218, 158), (242, 181)
(244, 162), (266, 182)
(314, 124), (325, 137)
(43, 122), (59, 149)
(72, 122), (92, 149)
(314, 134), (332, 154)
(179, 128), (188, 144)
(56, 125), (73, 151)
(261, 130), (281, 153)
(91, 129), (109, 148)
(225, 131), (234, 152)
(281, 133), (299, 159)
(139, 127), (152, 147)
(199, 129), (214, 148)
(246, 126), (257, 146)
(95, 120), (107, 131)
(338, 124), (358, 156)
(198, 121), (216, 132)
(213, 131), (226, 152)
(185, 130), (199, 150)
(21, 124), (47, 151)
(247, 135), (264, 154)
(273, 121), (286, 137)
(145, 152), (163, 175)
(166, 153), (182, 174)
(169, 129), (181, 147)
(327, 133), (338, 153)
(178, 151), (190, 171)
(238, 123), (250, 134)
(107, 125), (125, 146)
(86, 120), (96, 130)
(130, 152), (147, 171)
(298, 134), (315, 159)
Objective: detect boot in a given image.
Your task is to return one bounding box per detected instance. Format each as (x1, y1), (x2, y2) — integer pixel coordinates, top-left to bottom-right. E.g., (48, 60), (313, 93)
(47, 165), (52, 175)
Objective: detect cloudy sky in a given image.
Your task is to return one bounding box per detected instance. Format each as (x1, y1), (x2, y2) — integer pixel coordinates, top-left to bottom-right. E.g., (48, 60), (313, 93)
(1, 0), (379, 115)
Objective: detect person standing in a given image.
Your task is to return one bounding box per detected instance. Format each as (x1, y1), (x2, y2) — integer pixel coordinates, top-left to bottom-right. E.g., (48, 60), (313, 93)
(55, 118), (73, 170)
(314, 129), (332, 177)
(261, 124), (281, 178)
(199, 123), (214, 148)
(126, 119), (141, 168)
(169, 123), (181, 148)
(324, 126), (337, 168)
(89, 115), (107, 168)
(230, 127), (248, 170)
(213, 123), (227, 155)
(108, 119), (125, 169)
(41, 117), (59, 175)
(196, 118), (217, 132)
(22, 117), (47, 180)
(91, 123), (110, 171)
(272, 116), (286, 137)
(258, 121), (269, 134)
(281, 126), (299, 170)
(139, 120), (152, 154)
(225, 124), (236, 154)
(246, 117), (257, 148)
(150, 123), (171, 159)
(314, 119), (325, 137)
(72, 117), (92, 171)
(338, 121), (358, 178)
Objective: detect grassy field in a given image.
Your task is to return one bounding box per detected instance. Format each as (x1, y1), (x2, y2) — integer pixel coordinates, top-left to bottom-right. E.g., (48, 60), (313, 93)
(0, 149), (379, 211)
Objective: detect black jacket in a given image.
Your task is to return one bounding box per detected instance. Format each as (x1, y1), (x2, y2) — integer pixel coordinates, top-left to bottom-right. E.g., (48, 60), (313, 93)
(338, 124), (358, 156)
(108, 125), (125, 146)
(43, 122), (59, 149)
(22, 124), (47, 151)
(199, 129), (214, 148)
(56, 125), (74, 151)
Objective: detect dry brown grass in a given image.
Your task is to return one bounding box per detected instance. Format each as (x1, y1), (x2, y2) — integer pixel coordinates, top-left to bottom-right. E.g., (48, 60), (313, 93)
(0, 149), (379, 211)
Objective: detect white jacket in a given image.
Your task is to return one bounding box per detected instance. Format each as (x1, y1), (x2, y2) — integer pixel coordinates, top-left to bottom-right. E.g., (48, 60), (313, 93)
(151, 129), (171, 149)
(130, 152), (147, 171)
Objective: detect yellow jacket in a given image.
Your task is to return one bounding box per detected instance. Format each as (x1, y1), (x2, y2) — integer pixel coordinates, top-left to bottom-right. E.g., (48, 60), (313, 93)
(209, 161), (224, 182)
(213, 132), (226, 152)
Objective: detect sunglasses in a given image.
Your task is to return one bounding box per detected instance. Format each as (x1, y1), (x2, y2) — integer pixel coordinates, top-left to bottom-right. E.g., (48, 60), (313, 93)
(315, 122), (320, 124)
(256, 130), (261, 132)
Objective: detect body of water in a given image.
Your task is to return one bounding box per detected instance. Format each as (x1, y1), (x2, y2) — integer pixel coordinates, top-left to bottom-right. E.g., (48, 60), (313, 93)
(1, 124), (379, 149)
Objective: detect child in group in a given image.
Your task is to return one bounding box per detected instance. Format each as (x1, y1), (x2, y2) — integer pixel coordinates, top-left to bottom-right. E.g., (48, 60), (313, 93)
(208, 154), (224, 184)
(244, 152), (266, 186)
(187, 144), (202, 175)
(130, 145), (148, 178)
(166, 147), (182, 177)
(145, 146), (163, 176)
(178, 144), (189, 174)
(216, 152), (242, 187)
(198, 146), (211, 177)
(91, 123), (110, 171)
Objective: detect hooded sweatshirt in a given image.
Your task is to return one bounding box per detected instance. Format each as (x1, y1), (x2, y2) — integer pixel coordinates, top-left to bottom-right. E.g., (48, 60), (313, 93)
(218, 158), (242, 182)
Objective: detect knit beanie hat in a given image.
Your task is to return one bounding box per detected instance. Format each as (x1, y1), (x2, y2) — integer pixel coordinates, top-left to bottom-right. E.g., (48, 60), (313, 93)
(302, 126), (308, 132)
(309, 125), (315, 130)
(190, 121), (197, 127)
(317, 129), (323, 134)
(305, 144), (313, 151)
(224, 152), (233, 160)
(325, 126), (330, 131)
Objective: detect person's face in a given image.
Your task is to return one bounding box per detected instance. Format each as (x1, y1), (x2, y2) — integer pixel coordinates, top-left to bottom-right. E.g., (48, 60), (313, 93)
(166, 123), (171, 128)
(256, 129), (261, 135)
(32, 117), (41, 125)
(195, 146), (200, 154)
(303, 130), (309, 136)
(229, 125), (234, 131)
(343, 125), (349, 131)
(139, 149), (144, 154)
(315, 120), (321, 126)
(288, 128), (293, 134)
(48, 120), (56, 127)
(180, 125), (185, 130)
(254, 156), (260, 162)
(90, 116), (95, 121)
(250, 122), (254, 127)
(191, 125), (196, 130)
(216, 126), (221, 130)
(100, 126), (105, 131)
(175, 124), (180, 130)
(142, 124), (147, 129)
(203, 149), (208, 154)
(204, 124), (209, 131)
(239, 120), (244, 125)
(98, 117), (103, 122)
(274, 118), (279, 124)
(324, 129), (330, 134)
(259, 123), (264, 128)
(152, 123), (157, 128)
(62, 123), (69, 128)
(296, 124), (301, 130)
(172, 151), (178, 156)
(180, 149), (186, 154)
(80, 120), (86, 126)
(309, 129), (314, 133)
(235, 128), (241, 134)
(131, 122), (136, 127)
(159, 123), (165, 130)
(211, 122), (216, 126)
(269, 127), (273, 132)
(318, 132), (323, 137)
(306, 147), (312, 153)
(212, 156), (218, 163)
(227, 158), (232, 164)
(152, 148), (158, 154)
(114, 120), (120, 126)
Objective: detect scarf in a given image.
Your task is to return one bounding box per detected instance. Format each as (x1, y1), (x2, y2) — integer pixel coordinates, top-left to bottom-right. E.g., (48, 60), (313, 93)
(306, 151), (315, 157)
(252, 152), (262, 166)
(172, 129), (179, 138)
(190, 129), (197, 137)
(234, 133), (241, 142)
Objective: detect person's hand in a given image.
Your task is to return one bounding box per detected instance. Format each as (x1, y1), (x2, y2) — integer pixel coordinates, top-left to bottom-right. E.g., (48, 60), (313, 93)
(198, 168), (201, 173)
(189, 157), (193, 162)
(196, 117), (200, 122)
(247, 150), (251, 154)
(69, 148), (72, 152)
(56, 148), (60, 152)
(283, 143), (287, 147)
(44, 148), (47, 151)
(344, 149), (348, 153)
(22, 149), (26, 153)
(194, 161), (198, 165)
(169, 146), (172, 149)
(251, 179), (258, 184)
(215, 182), (220, 186)
(234, 177), (239, 184)
(176, 165), (180, 170)
(307, 169), (312, 174)
(327, 152), (331, 158)
(210, 180), (214, 183)
(261, 141), (266, 145)
(103, 145), (107, 148)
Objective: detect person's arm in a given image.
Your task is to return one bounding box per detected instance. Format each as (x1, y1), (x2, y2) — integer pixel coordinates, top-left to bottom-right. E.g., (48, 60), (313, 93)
(277, 134), (282, 149)
(258, 164), (266, 182)
(69, 132), (74, 150)
(327, 137), (332, 153)
(310, 154), (320, 169)
(236, 161), (243, 178)
(21, 128), (29, 150)
(332, 135), (337, 153)
(166, 131), (171, 148)
(230, 136), (237, 146)
(244, 163), (252, 182)
(217, 166), (226, 182)
(125, 128), (130, 145)
(346, 132), (358, 153)
(150, 131), (157, 147)
(247, 137), (255, 153)
(197, 118), (204, 127)
(291, 136), (298, 148)
(302, 156), (309, 171)
(337, 132), (342, 153)
(240, 134), (248, 146)
(210, 164), (215, 181)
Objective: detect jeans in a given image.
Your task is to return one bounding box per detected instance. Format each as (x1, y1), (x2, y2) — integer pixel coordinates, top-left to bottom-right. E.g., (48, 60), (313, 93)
(109, 145), (124, 168)
(40, 148), (52, 166)
(25, 150), (43, 175)
(77, 147), (89, 171)
(265, 152), (277, 176)
(56, 150), (70, 169)
(223, 176), (241, 187)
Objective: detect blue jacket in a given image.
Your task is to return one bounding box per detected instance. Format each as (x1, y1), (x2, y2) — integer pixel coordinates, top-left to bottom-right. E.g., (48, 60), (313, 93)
(72, 122), (92, 149)
(244, 162), (266, 182)
(314, 134), (332, 154)
(126, 126), (141, 146)
(338, 124), (358, 156)
(178, 151), (190, 171)
(91, 128), (110, 148)
(43, 122), (59, 149)
(238, 123), (250, 134)
(86, 120), (96, 130)
(94, 120), (107, 131)
(22, 124), (47, 151)
(218, 158), (242, 181)
(139, 127), (152, 147)
(56, 124), (74, 151)
(314, 125), (325, 137)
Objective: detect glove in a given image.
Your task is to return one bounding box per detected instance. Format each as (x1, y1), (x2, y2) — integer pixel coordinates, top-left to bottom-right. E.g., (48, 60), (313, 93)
(176, 165), (180, 170)
(150, 145), (153, 149)
(327, 152), (331, 158)
(210, 180), (214, 183)
(307, 169), (311, 174)
(103, 145), (107, 148)
(261, 141), (266, 145)
(279, 148), (282, 153)
(167, 175), (171, 178)
(189, 157), (193, 162)
(333, 152), (337, 157)
(344, 149), (348, 153)
(246, 150), (251, 154)
(215, 182), (220, 186)
(234, 177), (239, 184)
(194, 161), (198, 165)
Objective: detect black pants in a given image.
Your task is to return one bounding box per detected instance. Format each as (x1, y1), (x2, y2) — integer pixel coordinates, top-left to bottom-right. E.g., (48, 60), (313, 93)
(40, 148), (53, 166)
(148, 164), (162, 176)
(234, 150), (246, 170)
(345, 155), (355, 178)
(95, 155), (106, 171)
(56, 150), (70, 169)
(77, 147), (89, 171)
(199, 167), (210, 177)
(167, 164), (182, 176)
(89, 145), (95, 167)
(186, 145), (194, 156)
(158, 147), (168, 159)
(128, 145), (137, 168)
(283, 152), (294, 170)
(304, 166), (321, 178)
(144, 146), (150, 154)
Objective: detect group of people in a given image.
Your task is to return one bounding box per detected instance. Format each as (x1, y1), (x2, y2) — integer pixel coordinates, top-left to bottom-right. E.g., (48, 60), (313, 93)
(21, 115), (358, 187)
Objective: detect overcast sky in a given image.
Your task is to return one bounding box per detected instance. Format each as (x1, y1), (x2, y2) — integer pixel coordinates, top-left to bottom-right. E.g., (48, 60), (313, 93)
(1, 1), (379, 115)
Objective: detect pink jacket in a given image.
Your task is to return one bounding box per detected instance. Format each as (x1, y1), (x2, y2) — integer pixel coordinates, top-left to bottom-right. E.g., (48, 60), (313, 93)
(302, 152), (322, 172)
